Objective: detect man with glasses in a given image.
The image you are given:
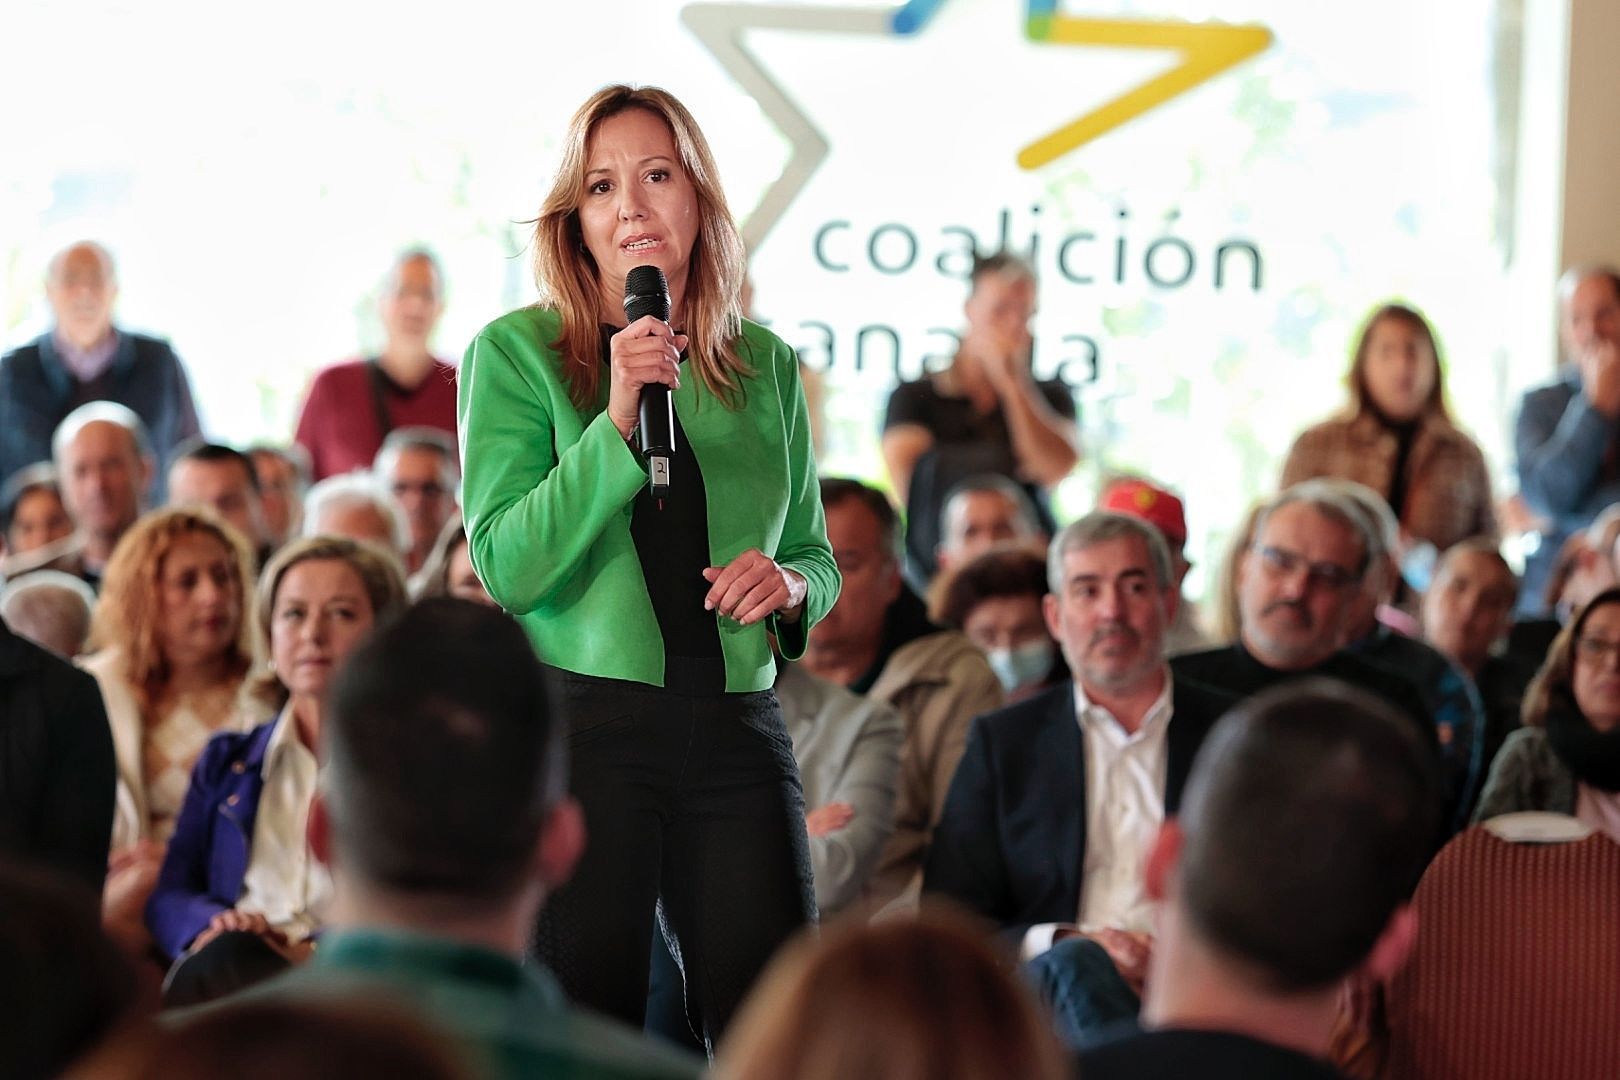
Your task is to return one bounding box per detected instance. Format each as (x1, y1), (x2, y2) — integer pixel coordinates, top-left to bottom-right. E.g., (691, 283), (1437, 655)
(373, 427), (459, 576)
(1172, 482), (1435, 748)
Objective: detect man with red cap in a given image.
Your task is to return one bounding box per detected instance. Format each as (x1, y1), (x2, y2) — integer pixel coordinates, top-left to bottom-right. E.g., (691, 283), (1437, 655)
(1098, 477), (1208, 656)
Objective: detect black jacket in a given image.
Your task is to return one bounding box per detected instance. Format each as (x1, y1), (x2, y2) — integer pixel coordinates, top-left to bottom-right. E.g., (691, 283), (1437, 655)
(0, 619), (114, 895)
(923, 676), (1235, 939)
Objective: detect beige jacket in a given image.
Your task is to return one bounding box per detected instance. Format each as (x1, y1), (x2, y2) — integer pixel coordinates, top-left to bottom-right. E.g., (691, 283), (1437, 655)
(1280, 411), (1497, 551)
(862, 630), (1003, 910)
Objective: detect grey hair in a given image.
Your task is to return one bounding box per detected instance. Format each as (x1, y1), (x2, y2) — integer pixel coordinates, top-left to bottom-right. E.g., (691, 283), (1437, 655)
(0, 570), (97, 657)
(373, 426), (461, 495)
(51, 401), (155, 465)
(302, 473), (411, 555)
(1251, 481), (1378, 576)
(1047, 511), (1174, 593)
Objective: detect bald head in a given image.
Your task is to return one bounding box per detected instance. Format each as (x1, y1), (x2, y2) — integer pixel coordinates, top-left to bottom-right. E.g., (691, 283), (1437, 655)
(46, 242), (118, 350)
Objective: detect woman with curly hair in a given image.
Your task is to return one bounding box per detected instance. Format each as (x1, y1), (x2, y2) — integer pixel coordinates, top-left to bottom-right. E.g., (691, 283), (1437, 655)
(79, 507), (260, 951)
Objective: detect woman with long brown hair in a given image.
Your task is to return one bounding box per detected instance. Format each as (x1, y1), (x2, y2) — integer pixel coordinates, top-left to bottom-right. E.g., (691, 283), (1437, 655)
(457, 85), (838, 1046)
(1281, 303), (1495, 573)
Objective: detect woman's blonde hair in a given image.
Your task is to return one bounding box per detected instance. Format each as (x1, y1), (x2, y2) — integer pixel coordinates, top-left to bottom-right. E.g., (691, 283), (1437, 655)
(249, 536), (409, 709)
(87, 508), (258, 711)
(1521, 585), (1620, 727)
(717, 908), (1069, 1080)
(532, 84), (749, 410)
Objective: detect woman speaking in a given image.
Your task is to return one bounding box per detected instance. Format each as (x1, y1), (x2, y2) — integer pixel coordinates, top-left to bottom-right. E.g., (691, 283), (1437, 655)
(457, 85), (838, 1045)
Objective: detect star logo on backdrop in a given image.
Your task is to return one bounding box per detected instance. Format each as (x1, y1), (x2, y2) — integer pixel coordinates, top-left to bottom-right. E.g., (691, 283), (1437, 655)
(682, 0), (1272, 248)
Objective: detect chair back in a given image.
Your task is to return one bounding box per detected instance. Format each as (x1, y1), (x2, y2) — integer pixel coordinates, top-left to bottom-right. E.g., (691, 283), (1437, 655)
(1384, 821), (1620, 1080)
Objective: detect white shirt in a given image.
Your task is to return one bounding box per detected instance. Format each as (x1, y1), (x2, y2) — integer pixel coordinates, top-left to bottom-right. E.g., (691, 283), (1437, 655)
(236, 709), (331, 942)
(1020, 676), (1173, 961)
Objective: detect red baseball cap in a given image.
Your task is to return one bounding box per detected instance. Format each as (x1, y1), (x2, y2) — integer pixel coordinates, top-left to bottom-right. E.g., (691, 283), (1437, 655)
(1098, 478), (1188, 549)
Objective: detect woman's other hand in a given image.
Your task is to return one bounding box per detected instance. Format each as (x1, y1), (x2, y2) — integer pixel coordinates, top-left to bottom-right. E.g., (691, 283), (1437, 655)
(702, 549), (808, 625)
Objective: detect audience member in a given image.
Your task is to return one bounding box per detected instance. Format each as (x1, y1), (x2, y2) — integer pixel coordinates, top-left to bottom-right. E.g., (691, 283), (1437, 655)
(1515, 266), (1620, 614)
(933, 474), (1043, 576)
(1421, 539), (1537, 778)
(1078, 680), (1441, 1079)
(800, 478), (1001, 909)
(294, 249), (458, 481)
(166, 441), (270, 564)
(0, 571), (96, 658)
(79, 509), (260, 953)
(0, 619), (114, 894)
(1172, 482), (1435, 746)
(52, 403), (156, 590)
(718, 908), (1069, 1080)
(149, 538), (407, 1005)
(412, 519), (497, 606)
(301, 472), (410, 565)
(373, 427), (459, 575)
(245, 443), (309, 550)
(0, 863), (144, 1080)
(1209, 501), (1263, 645)
(926, 512), (1234, 1043)
(1281, 303), (1496, 570)
(1474, 585), (1620, 837)
(1332, 481), (1486, 827)
(1098, 476), (1209, 655)
(882, 252), (1079, 583)
(775, 662), (903, 916)
(0, 241), (200, 488)
(247, 597), (702, 1078)
(1, 463), (74, 558)
(72, 999), (474, 1080)
(1507, 503), (1620, 665)
(931, 546), (1067, 702)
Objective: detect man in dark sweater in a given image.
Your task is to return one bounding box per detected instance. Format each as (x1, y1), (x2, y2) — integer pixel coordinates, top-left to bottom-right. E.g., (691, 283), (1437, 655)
(0, 241), (199, 487)
(1078, 680), (1441, 1080)
(1172, 482), (1435, 748)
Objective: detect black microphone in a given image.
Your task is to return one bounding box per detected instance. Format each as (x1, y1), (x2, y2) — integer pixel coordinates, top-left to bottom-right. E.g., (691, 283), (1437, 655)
(623, 265), (675, 502)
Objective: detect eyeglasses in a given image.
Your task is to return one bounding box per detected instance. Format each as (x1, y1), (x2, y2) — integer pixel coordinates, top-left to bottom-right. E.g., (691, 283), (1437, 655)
(1253, 545), (1363, 590)
(1576, 636), (1620, 664)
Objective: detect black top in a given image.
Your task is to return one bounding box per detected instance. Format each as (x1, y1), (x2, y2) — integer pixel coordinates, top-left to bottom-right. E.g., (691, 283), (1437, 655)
(1476, 651), (1537, 773)
(883, 374), (1076, 583)
(601, 328), (723, 695)
(0, 618), (116, 895)
(1171, 644), (1438, 753)
(1079, 1028), (1346, 1080)
(850, 584), (938, 695)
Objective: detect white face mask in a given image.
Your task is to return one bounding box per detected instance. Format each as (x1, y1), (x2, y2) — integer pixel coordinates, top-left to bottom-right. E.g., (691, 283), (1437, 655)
(986, 638), (1056, 694)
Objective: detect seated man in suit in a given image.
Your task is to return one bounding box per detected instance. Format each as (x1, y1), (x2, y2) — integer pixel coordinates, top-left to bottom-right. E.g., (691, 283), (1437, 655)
(1079, 680), (1441, 1080)
(924, 510), (1234, 1043)
(1173, 481), (1435, 748)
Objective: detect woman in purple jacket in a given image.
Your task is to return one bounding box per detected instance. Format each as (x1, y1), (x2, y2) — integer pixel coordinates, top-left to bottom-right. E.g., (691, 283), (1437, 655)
(147, 536), (405, 1005)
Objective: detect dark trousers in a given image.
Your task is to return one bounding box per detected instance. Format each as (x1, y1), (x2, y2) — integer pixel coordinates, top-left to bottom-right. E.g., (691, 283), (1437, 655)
(162, 931), (291, 1008)
(531, 673), (816, 1051)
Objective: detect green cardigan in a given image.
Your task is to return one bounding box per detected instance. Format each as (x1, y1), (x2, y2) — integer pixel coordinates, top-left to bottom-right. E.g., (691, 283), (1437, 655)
(457, 307), (839, 693)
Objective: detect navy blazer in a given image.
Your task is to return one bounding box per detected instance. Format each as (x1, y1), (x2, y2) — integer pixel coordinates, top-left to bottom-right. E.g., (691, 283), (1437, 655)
(145, 717), (276, 959)
(0, 330), (201, 491)
(923, 677), (1235, 940)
